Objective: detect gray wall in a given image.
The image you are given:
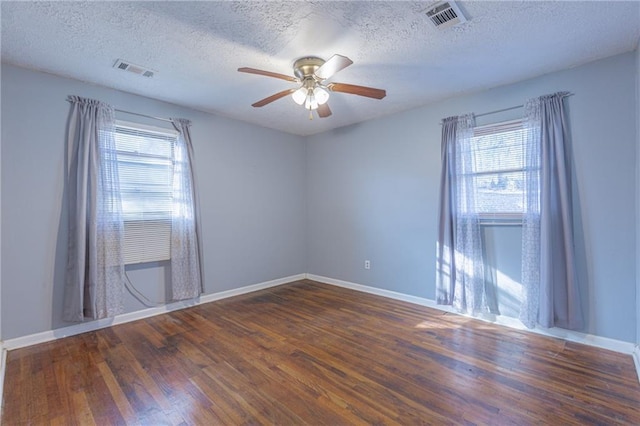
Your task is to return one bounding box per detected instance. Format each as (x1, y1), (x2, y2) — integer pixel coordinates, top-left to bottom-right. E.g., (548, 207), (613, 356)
(2, 52), (638, 345)
(1, 64), (307, 340)
(307, 52), (638, 343)
(0, 63), (2, 342)
(636, 42), (640, 348)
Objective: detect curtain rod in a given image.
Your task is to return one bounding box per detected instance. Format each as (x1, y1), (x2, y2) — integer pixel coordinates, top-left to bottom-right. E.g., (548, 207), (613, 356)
(66, 97), (173, 123)
(474, 104), (523, 119)
(115, 108), (172, 123)
(440, 93), (574, 124)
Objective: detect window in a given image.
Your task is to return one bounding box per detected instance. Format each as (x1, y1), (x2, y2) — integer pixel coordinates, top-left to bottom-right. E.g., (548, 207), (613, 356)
(467, 119), (529, 222)
(114, 121), (178, 264)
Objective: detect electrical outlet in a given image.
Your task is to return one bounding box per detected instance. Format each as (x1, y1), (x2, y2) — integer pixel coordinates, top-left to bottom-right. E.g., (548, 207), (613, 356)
(364, 260), (371, 270)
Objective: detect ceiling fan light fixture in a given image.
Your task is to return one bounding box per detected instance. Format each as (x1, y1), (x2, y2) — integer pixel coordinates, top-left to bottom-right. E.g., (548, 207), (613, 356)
(313, 86), (330, 105)
(304, 89), (319, 110)
(291, 86), (307, 105)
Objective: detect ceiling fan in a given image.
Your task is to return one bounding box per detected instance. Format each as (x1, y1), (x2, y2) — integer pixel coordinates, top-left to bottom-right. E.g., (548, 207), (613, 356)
(238, 54), (386, 119)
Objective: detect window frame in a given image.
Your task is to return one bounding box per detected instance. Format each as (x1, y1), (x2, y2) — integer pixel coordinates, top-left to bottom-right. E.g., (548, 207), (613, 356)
(469, 119), (527, 225)
(114, 120), (179, 265)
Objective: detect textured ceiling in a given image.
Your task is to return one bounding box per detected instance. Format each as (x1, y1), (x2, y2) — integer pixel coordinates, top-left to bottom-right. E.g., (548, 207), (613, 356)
(2, 1), (639, 136)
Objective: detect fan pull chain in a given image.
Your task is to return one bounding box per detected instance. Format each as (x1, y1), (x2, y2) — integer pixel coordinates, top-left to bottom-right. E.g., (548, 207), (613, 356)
(309, 106), (313, 120)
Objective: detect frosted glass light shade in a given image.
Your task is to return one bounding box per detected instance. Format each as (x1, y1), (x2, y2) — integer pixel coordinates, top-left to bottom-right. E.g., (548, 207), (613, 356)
(313, 86), (330, 105)
(291, 87), (307, 105)
(292, 84), (327, 110)
(305, 91), (319, 110)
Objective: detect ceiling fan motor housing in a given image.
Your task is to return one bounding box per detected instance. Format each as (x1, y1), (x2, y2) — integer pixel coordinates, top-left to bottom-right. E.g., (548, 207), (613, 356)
(293, 57), (325, 80)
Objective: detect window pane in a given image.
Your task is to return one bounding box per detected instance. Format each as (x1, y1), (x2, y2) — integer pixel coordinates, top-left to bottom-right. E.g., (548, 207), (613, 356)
(472, 129), (526, 174)
(114, 124), (176, 264)
(116, 127), (173, 157)
(473, 171), (524, 214)
(114, 126), (174, 222)
(466, 121), (529, 216)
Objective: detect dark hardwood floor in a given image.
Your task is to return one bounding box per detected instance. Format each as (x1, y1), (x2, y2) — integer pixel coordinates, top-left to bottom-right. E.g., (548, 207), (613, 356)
(3, 280), (640, 425)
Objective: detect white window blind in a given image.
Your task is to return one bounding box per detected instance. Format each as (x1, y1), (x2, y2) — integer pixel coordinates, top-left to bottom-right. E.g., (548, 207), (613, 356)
(469, 120), (527, 219)
(114, 122), (177, 264)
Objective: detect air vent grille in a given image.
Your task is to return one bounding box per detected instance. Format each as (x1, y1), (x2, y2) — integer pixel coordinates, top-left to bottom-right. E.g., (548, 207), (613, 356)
(425, 1), (467, 29)
(113, 59), (156, 78)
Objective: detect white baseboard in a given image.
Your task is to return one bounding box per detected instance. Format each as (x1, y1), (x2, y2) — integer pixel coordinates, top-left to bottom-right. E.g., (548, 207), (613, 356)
(306, 274), (637, 357)
(0, 342), (6, 417)
(633, 345), (640, 384)
(2, 274), (305, 351)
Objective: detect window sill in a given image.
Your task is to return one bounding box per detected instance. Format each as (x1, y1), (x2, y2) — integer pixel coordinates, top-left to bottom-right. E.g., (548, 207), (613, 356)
(478, 215), (522, 226)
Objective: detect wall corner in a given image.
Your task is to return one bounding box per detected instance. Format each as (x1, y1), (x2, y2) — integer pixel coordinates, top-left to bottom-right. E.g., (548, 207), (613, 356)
(635, 39), (640, 348)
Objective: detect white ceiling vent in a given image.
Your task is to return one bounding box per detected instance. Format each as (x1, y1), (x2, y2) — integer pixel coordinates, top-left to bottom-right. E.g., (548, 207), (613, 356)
(425, 1), (467, 29)
(113, 59), (155, 78)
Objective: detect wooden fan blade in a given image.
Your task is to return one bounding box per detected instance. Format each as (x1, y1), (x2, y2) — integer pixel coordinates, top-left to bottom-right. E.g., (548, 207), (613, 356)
(317, 103), (332, 118)
(328, 82), (386, 99)
(315, 54), (353, 80)
(238, 67), (298, 82)
(252, 89), (296, 107)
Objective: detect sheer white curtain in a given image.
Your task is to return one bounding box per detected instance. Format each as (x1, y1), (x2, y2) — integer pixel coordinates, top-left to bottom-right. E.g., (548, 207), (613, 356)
(169, 118), (203, 300)
(520, 92), (583, 329)
(64, 96), (125, 321)
(436, 114), (488, 315)
(520, 96), (542, 328)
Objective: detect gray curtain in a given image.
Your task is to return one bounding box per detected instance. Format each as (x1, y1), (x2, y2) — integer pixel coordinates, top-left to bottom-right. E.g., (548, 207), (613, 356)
(64, 96), (125, 321)
(169, 118), (203, 300)
(436, 117), (457, 306)
(521, 92), (583, 329)
(436, 114), (489, 315)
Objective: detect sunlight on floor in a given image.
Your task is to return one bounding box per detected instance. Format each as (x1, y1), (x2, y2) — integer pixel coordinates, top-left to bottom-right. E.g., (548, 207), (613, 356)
(415, 320), (463, 330)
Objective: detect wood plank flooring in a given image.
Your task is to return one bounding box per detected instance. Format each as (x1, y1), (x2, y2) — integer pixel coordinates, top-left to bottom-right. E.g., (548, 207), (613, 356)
(3, 280), (640, 425)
